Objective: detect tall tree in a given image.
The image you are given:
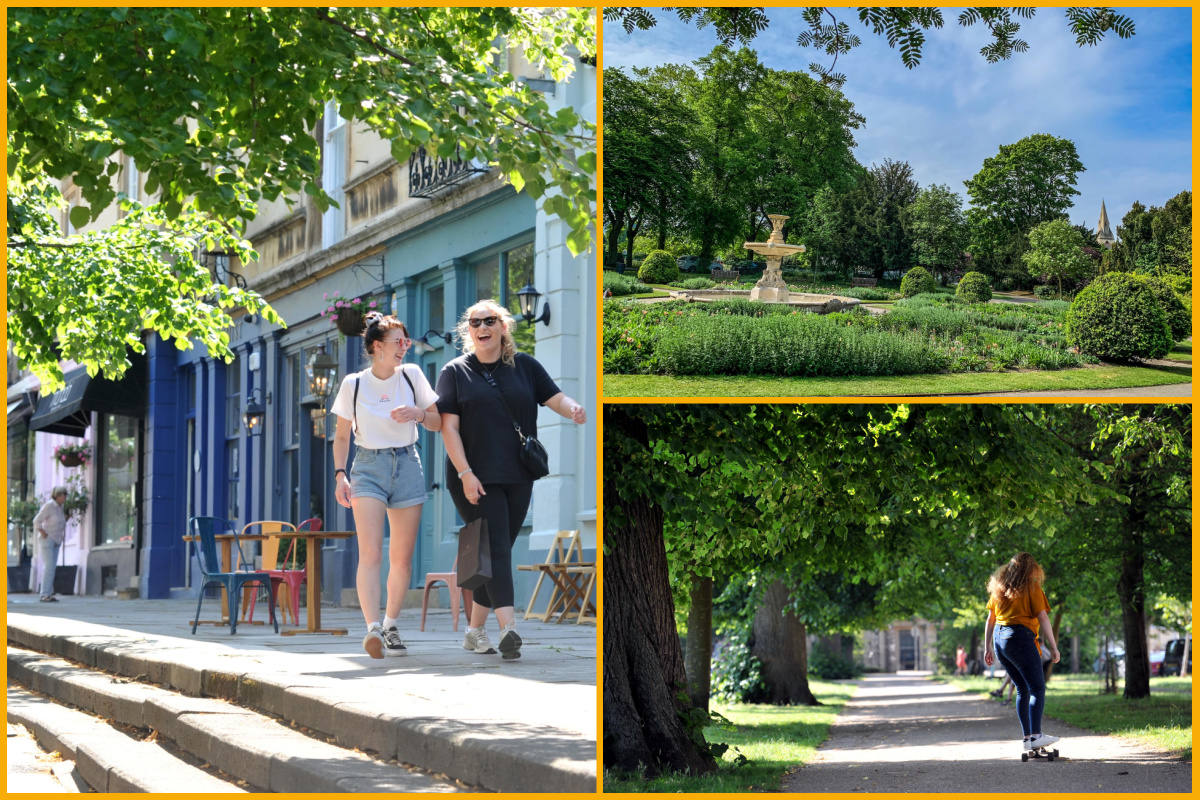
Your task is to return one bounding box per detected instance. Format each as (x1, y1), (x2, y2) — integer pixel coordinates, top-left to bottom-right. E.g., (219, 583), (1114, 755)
(1023, 218), (1094, 296)
(864, 159), (920, 280)
(964, 133), (1085, 286)
(1109, 191), (1193, 276)
(906, 184), (969, 283)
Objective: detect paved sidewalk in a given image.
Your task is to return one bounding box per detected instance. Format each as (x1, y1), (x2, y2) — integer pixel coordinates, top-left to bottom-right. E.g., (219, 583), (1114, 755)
(6, 594), (596, 792)
(784, 673), (1190, 793)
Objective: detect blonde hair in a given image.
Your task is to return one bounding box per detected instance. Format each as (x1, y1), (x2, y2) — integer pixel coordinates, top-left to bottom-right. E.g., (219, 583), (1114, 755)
(456, 299), (517, 367)
(988, 552), (1045, 603)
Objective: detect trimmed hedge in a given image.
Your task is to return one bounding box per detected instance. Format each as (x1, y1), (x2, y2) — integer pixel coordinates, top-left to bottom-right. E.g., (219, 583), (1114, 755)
(901, 266), (936, 297)
(638, 250), (679, 284)
(956, 272), (992, 304)
(1066, 272), (1173, 361)
(670, 277), (717, 290)
(1138, 275), (1191, 341)
(602, 271), (651, 296)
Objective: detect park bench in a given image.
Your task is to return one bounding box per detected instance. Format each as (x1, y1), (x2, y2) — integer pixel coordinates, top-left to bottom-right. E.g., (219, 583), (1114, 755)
(851, 277), (878, 287)
(711, 269), (739, 281)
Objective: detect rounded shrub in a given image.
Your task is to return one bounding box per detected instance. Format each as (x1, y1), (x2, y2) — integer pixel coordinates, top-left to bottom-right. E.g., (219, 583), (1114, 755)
(637, 250), (679, 285)
(955, 272), (992, 304)
(1138, 275), (1191, 341)
(900, 266), (936, 297)
(1066, 272), (1173, 361)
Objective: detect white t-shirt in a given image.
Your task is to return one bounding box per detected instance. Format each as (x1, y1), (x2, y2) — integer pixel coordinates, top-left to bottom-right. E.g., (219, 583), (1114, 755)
(330, 364), (438, 450)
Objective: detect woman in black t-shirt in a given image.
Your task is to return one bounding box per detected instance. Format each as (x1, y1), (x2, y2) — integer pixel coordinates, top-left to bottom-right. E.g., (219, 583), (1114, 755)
(436, 299), (587, 660)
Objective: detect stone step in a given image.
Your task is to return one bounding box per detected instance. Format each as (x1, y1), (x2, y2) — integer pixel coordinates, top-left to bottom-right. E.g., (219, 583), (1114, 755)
(6, 615), (596, 792)
(8, 647), (465, 793)
(7, 681), (248, 793)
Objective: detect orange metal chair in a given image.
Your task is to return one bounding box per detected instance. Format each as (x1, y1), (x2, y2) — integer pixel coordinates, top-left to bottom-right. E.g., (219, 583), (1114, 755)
(420, 558), (473, 632)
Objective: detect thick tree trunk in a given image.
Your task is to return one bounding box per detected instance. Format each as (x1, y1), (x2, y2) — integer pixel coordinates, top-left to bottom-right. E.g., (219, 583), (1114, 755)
(1117, 505), (1152, 699)
(1043, 608), (1064, 682)
(686, 576), (714, 714)
(750, 579), (821, 706)
(1070, 635), (1080, 674)
(602, 408), (717, 777)
(625, 212), (644, 276)
(968, 628), (980, 675)
(1181, 627), (1191, 678)
(607, 209), (625, 267)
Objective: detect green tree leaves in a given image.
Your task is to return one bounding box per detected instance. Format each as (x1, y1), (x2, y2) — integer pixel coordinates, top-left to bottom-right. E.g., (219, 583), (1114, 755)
(1024, 218), (1094, 296)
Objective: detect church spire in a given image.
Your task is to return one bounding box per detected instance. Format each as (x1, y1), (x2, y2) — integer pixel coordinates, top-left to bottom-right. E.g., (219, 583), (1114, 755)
(1096, 199), (1116, 248)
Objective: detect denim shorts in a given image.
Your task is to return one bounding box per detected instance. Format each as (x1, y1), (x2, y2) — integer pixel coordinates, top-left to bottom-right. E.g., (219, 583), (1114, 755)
(350, 445), (425, 509)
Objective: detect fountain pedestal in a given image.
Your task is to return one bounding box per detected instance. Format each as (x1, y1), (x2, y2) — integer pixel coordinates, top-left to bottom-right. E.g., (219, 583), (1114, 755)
(745, 214), (805, 303)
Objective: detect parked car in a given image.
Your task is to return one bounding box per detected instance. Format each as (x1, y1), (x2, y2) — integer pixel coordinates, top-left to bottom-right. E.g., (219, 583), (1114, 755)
(677, 255), (701, 272)
(1150, 650), (1166, 676)
(1094, 648), (1126, 678)
(1162, 638), (1192, 676)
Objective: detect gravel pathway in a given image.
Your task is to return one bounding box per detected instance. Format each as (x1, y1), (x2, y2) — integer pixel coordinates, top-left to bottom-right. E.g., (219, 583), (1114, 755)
(783, 673), (1190, 793)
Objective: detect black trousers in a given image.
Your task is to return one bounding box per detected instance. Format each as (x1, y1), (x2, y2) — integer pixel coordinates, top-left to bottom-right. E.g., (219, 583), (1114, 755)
(448, 479), (533, 610)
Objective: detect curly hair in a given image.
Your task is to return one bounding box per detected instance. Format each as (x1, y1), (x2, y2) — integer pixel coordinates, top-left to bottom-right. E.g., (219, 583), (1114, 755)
(988, 552), (1045, 603)
(455, 299), (517, 367)
(361, 312), (410, 357)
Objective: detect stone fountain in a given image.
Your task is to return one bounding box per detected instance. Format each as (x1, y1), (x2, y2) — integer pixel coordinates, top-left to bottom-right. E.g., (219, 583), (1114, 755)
(667, 213), (860, 314)
(746, 214), (805, 303)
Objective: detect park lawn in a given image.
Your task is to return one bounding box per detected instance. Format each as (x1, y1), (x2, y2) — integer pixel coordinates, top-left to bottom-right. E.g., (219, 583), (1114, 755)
(603, 680), (857, 793)
(939, 674), (1192, 760)
(603, 363), (1191, 398)
(1166, 340), (1192, 362)
(630, 290), (672, 299)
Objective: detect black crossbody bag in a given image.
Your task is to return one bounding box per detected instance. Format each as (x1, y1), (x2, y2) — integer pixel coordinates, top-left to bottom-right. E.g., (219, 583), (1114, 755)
(467, 356), (550, 480)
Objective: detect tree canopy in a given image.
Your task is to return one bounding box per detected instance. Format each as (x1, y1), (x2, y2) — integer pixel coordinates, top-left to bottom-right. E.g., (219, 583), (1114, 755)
(8, 8), (596, 389)
(605, 7), (1135, 88)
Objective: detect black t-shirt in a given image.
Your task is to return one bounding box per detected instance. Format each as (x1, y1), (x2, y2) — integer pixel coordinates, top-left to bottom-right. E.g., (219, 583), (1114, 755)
(435, 352), (561, 484)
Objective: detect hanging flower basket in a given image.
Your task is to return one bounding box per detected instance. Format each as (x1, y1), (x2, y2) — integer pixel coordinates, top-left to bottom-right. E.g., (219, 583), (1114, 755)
(54, 443), (91, 469)
(321, 292), (379, 337)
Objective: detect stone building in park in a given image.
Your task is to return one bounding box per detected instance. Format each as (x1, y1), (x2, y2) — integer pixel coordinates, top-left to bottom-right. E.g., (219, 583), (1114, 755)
(8, 46), (596, 608)
(857, 619), (940, 672)
(1095, 200), (1117, 249)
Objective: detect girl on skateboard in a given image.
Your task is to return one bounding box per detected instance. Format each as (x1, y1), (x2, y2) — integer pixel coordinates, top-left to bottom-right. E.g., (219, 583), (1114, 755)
(983, 552), (1062, 754)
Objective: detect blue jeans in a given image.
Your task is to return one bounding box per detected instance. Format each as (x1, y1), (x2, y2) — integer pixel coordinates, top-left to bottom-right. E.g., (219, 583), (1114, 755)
(38, 537), (60, 597)
(994, 624), (1045, 736)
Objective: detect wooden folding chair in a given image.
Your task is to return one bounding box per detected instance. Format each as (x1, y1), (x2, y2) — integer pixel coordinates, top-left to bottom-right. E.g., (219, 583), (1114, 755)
(517, 530), (583, 622)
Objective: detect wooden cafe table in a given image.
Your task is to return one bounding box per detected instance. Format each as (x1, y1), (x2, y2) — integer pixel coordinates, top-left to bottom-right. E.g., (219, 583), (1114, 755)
(182, 530), (355, 635)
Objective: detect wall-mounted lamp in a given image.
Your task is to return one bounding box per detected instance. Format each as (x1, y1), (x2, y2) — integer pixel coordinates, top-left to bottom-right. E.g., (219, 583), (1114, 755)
(310, 407), (328, 439)
(516, 283), (551, 327)
(242, 389), (265, 435)
(412, 329), (454, 355)
(306, 342), (338, 399)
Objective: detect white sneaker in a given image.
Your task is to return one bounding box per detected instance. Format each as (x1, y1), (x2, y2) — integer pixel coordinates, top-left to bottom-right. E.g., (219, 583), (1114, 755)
(363, 626), (385, 659)
(463, 628), (496, 654)
(1022, 738), (1034, 752)
(381, 625), (407, 657)
(498, 625), (522, 661)
(1028, 733), (1060, 750)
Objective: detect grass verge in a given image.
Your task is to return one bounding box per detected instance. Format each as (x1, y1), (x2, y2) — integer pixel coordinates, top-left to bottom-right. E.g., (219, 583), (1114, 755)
(1167, 340), (1192, 362)
(603, 363), (1191, 398)
(603, 680), (857, 793)
(938, 674), (1192, 760)
(630, 291), (672, 299)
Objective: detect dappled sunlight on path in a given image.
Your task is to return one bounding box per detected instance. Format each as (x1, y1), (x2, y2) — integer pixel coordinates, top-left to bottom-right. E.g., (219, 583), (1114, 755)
(784, 673), (1190, 793)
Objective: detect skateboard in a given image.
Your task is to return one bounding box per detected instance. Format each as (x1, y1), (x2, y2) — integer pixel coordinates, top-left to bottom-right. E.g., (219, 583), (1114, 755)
(1021, 745), (1059, 762)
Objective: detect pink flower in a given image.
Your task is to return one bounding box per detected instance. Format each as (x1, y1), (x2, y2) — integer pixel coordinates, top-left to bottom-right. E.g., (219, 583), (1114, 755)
(323, 292), (329, 300)
(336, 300), (345, 308)
(320, 309), (326, 317)
(352, 297), (361, 304)
(331, 314), (339, 322)
(369, 300), (378, 308)
(333, 291), (341, 297)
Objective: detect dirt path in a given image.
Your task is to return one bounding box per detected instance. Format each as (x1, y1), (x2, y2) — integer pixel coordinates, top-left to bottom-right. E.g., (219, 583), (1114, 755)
(783, 673), (1190, 793)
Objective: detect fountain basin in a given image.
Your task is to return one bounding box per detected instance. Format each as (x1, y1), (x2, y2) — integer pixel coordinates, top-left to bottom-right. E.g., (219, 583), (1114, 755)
(668, 288), (861, 314)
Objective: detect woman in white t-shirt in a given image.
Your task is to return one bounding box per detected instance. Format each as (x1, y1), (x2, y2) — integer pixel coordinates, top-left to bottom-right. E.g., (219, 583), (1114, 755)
(331, 312), (440, 659)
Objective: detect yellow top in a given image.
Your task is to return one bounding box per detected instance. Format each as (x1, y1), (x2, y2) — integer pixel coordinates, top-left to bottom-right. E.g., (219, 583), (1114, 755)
(987, 584), (1050, 642)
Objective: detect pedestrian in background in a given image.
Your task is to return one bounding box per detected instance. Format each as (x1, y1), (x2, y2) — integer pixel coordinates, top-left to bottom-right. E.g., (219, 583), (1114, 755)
(32, 487), (67, 602)
(436, 299), (587, 661)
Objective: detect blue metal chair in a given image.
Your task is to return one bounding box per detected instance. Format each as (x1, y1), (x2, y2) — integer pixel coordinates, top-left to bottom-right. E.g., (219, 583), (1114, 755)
(188, 516), (279, 635)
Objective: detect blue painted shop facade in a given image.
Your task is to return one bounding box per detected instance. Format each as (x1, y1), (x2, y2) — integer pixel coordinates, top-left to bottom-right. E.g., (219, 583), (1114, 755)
(139, 187), (596, 604)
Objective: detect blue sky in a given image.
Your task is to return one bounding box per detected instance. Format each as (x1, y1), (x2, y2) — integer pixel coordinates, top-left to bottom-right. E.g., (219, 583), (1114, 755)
(604, 7), (1191, 233)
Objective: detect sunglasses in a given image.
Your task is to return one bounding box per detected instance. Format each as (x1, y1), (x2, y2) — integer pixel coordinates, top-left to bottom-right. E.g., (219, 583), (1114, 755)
(468, 316), (500, 328)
